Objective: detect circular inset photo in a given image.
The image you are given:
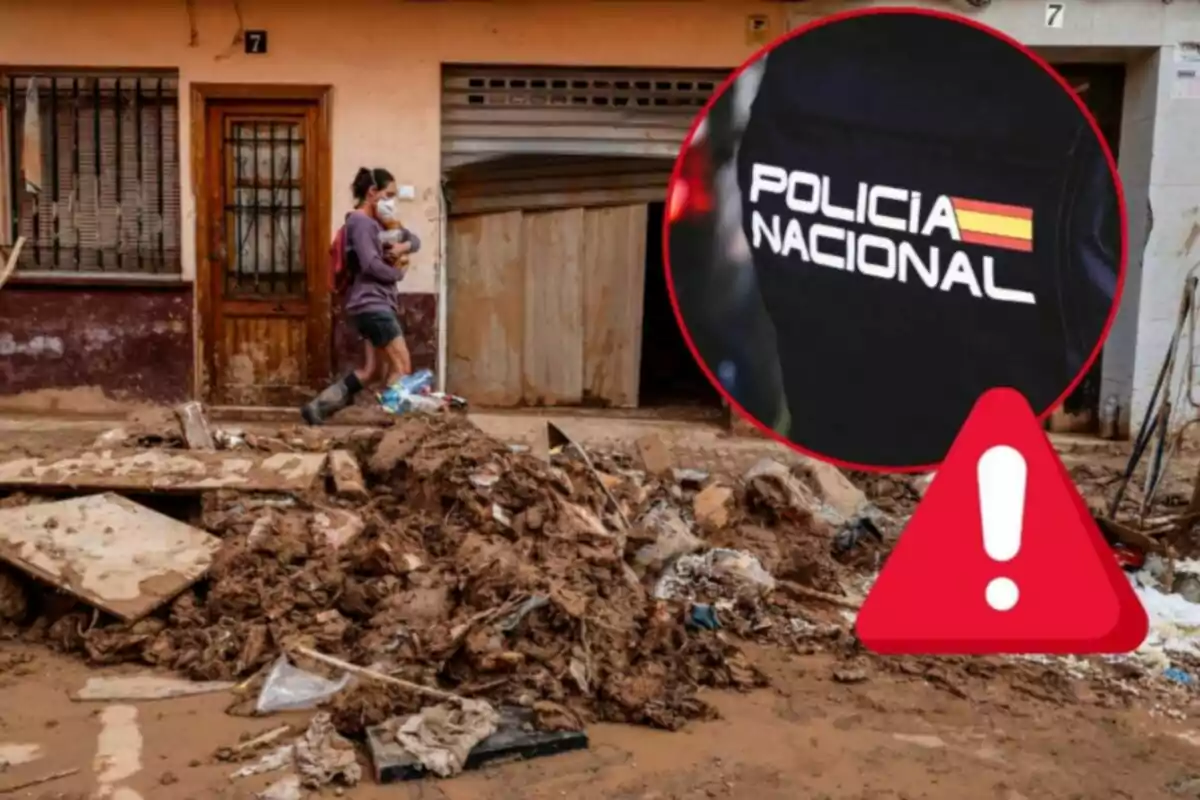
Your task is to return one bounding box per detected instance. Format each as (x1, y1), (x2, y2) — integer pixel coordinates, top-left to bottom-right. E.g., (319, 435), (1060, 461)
(665, 8), (1126, 472)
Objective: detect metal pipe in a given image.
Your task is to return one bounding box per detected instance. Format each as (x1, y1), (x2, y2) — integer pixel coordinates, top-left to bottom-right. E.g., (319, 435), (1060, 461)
(436, 179), (449, 394)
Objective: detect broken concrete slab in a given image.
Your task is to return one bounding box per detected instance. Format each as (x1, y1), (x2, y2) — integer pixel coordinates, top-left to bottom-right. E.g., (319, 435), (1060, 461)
(175, 402), (216, 450)
(72, 674), (236, 702)
(327, 451), (367, 499)
(0, 449), (327, 494)
(310, 508), (365, 550)
(367, 707), (588, 783)
(0, 493), (222, 621)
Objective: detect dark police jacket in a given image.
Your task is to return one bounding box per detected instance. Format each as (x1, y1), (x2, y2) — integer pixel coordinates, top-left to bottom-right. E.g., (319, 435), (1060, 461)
(736, 11), (1120, 469)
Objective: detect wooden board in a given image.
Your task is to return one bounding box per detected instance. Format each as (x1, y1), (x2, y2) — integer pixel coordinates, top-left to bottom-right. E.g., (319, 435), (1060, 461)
(582, 205), (648, 407)
(446, 212), (525, 405)
(522, 208), (585, 405)
(0, 449), (327, 493)
(0, 493), (222, 621)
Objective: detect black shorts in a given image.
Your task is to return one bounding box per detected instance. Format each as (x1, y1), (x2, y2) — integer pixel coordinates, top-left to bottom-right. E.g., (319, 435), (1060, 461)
(352, 311), (403, 348)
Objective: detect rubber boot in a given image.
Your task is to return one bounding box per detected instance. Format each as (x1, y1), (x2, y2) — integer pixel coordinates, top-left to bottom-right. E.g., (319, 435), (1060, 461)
(300, 379), (352, 426)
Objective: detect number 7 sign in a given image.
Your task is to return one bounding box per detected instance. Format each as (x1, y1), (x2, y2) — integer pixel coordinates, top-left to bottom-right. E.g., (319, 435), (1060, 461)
(1045, 2), (1065, 29)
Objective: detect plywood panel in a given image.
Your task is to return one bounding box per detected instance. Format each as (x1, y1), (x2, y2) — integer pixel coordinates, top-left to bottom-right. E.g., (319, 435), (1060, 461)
(582, 205), (648, 407)
(0, 493), (221, 621)
(0, 449), (327, 493)
(522, 209), (585, 405)
(446, 212), (525, 405)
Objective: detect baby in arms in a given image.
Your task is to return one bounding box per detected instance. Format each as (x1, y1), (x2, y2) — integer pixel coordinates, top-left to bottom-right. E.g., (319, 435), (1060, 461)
(375, 196), (422, 273)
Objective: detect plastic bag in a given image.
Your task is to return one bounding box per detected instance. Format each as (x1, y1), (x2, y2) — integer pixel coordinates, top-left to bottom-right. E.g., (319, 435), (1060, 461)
(255, 655), (352, 715)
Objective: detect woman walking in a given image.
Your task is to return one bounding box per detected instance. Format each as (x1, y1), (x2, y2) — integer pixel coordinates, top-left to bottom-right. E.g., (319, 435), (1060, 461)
(301, 167), (421, 424)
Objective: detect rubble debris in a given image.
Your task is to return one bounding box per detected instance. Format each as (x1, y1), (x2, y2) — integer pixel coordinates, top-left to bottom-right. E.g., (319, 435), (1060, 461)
(693, 483), (733, 529)
(795, 455), (869, 520)
(632, 503), (703, 576)
(7, 414), (859, 742)
(0, 492), (221, 621)
(547, 423), (631, 531)
(328, 450), (368, 499)
(310, 508), (365, 551)
(175, 401), (216, 450)
(0, 568), (29, 622)
(368, 706), (588, 783)
(673, 468), (709, 487)
(72, 674), (235, 702)
(655, 548), (776, 602)
(635, 433), (673, 476)
(0, 449), (328, 493)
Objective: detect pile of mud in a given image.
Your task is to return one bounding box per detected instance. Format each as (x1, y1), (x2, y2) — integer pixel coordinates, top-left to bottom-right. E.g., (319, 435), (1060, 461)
(0, 415), (870, 737)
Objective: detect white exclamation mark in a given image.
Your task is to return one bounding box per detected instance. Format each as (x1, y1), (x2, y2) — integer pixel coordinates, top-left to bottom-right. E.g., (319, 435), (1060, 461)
(977, 445), (1026, 612)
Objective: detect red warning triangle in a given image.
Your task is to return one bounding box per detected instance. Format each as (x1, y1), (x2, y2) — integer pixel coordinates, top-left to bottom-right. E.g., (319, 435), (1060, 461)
(856, 387), (1148, 655)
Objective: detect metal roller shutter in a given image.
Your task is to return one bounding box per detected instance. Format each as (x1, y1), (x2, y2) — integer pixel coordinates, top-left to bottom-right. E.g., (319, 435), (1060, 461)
(441, 66), (729, 170)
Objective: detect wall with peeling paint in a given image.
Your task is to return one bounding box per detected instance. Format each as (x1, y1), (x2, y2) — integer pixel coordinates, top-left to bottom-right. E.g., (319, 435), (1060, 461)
(0, 287), (192, 404)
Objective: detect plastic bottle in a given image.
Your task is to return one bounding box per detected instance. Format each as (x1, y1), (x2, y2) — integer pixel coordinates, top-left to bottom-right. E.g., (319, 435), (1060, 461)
(401, 369), (435, 395)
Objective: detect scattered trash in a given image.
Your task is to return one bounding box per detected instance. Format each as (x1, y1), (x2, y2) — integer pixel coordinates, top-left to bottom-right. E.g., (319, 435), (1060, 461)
(233, 713), (360, 793)
(655, 548), (776, 601)
(368, 706), (588, 783)
(376, 699), (500, 778)
(294, 712), (362, 788)
(1164, 667), (1193, 685)
(256, 655), (353, 714)
(687, 603), (721, 631)
(633, 503), (703, 575)
(673, 468), (709, 487)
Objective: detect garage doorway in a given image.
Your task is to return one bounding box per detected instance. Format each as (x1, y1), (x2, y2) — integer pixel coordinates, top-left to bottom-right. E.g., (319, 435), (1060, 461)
(638, 201), (722, 409)
(1046, 62), (1126, 433)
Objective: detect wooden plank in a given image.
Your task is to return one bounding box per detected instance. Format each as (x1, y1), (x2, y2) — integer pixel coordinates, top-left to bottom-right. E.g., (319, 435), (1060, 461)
(0, 493), (222, 621)
(522, 209), (585, 405)
(446, 212), (525, 405)
(582, 204), (648, 407)
(0, 449), (327, 493)
(328, 450), (367, 499)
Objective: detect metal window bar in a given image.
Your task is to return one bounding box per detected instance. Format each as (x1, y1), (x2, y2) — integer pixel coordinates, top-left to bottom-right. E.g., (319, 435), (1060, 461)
(224, 120), (306, 298)
(1, 70), (181, 274)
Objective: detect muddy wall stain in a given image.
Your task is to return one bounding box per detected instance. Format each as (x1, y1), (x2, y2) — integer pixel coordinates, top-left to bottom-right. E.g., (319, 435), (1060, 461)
(0, 286), (192, 404)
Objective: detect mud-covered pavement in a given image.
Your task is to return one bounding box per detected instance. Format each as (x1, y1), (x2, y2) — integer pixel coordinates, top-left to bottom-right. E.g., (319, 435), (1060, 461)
(5, 642), (1200, 799)
(0, 408), (1199, 799)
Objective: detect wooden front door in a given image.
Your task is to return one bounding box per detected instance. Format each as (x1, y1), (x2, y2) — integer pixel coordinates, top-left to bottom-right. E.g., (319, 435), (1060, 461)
(200, 96), (330, 405)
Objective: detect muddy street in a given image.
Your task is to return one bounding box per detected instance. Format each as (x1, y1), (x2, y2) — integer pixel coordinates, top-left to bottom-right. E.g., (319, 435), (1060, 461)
(0, 409), (1197, 800)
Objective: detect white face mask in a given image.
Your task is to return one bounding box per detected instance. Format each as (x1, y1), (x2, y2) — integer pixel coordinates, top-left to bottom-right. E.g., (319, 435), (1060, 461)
(376, 196), (399, 223)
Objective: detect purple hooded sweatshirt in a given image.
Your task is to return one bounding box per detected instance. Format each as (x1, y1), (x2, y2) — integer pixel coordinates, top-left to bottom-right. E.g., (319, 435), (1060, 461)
(342, 211), (422, 316)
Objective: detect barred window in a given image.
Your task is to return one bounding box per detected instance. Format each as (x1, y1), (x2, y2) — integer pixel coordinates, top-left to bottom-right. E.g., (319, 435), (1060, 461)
(0, 70), (181, 275)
